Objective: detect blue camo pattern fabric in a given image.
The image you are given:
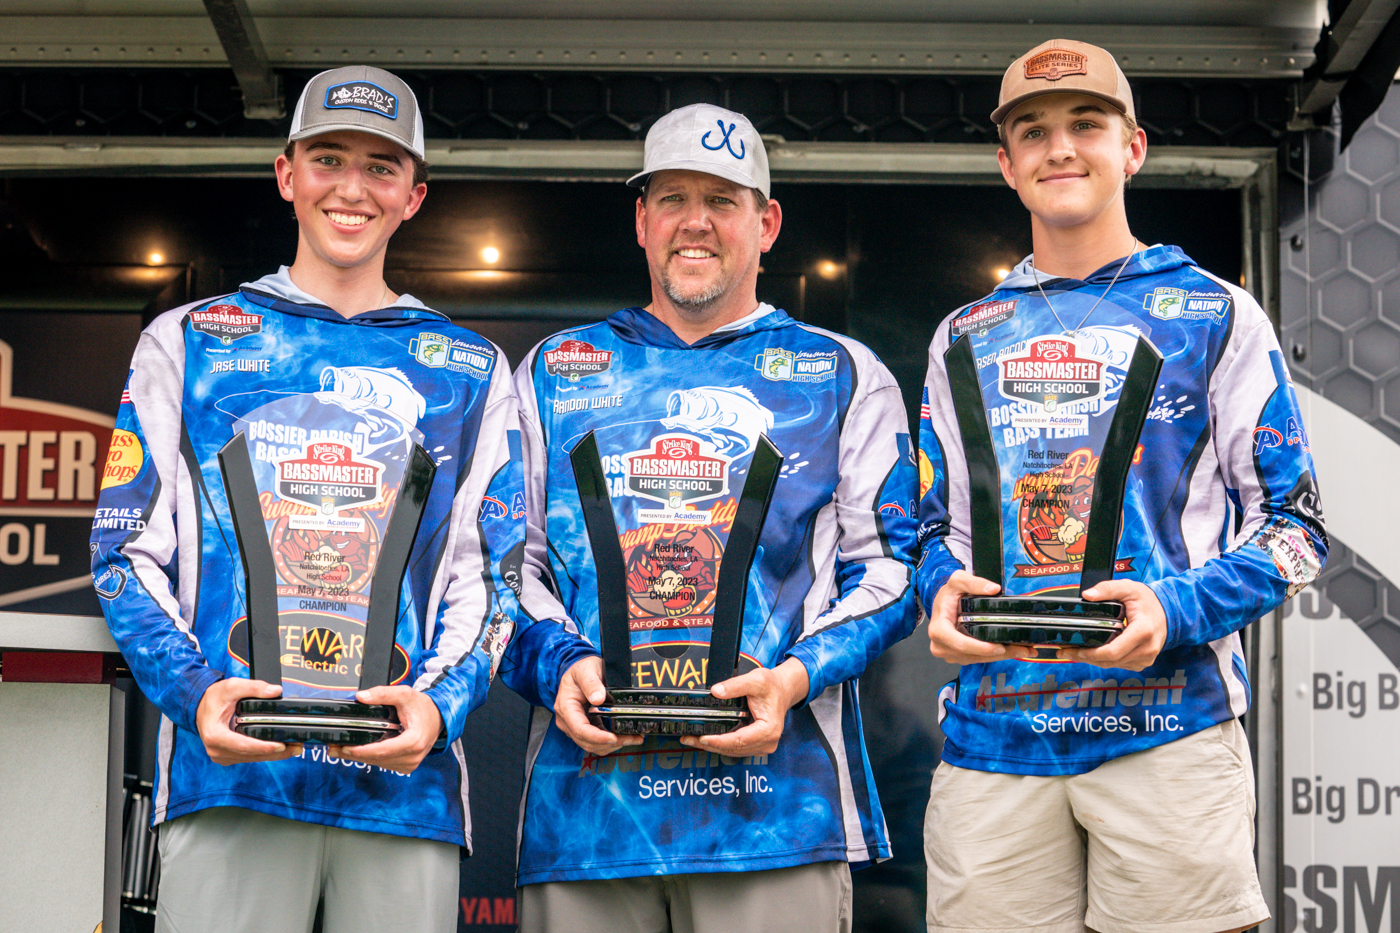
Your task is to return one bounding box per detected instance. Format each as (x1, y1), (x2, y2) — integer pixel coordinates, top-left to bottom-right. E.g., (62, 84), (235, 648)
(89, 269), (523, 846)
(505, 304), (919, 883)
(916, 245), (1328, 775)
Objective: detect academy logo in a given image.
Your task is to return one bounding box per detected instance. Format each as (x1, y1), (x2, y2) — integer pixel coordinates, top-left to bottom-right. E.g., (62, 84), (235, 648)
(274, 442), (385, 515)
(544, 340), (613, 382)
(190, 304), (263, 344)
(624, 434), (731, 522)
(1144, 287), (1231, 321)
(325, 82), (398, 119)
(951, 299), (1017, 337)
(754, 347), (838, 382)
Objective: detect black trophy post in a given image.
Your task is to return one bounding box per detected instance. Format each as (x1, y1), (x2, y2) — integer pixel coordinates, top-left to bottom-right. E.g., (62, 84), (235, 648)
(218, 433), (437, 745)
(946, 334), (1164, 647)
(570, 430), (783, 736)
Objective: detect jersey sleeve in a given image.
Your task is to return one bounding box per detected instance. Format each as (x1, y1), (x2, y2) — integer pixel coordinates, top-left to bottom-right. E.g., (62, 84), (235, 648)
(417, 352), (527, 743)
(782, 354), (920, 705)
(1150, 289), (1329, 648)
(499, 348), (601, 711)
(912, 321), (970, 613)
(90, 322), (222, 734)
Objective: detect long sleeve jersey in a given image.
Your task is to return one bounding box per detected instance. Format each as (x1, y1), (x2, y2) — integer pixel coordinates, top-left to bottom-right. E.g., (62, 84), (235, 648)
(915, 245), (1327, 775)
(503, 304), (919, 884)
(89, 269), (523, 846)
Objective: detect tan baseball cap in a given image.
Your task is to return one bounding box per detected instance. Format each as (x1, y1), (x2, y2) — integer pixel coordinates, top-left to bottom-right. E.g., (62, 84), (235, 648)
(991, 39), (1135, 127)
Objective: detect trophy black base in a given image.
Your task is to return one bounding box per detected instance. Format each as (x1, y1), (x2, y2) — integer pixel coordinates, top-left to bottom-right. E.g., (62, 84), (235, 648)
(232, 698), (403, 746)
(959, 596), (1126, 647)
(589, 689), (752, 736)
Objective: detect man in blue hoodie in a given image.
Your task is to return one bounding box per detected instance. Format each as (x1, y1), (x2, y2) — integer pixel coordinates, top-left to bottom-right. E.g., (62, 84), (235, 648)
(916, 40), (1326, 933)
(90, 66), (522, 933)
(506, 103), (919, 932)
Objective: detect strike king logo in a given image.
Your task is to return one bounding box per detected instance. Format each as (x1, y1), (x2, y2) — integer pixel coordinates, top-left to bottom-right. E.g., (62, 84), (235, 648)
(997, 337), (1105, 429)
(325, 81), (399, 119)
(1012, 447), (1134, 578)
(624, 525), (723, 627)
(951, 299), (1017, 337)
(624, 434), (731, 524)
(190, 304), (263, 344)
(1143, 287), (1231, 321)
(753, 347), (838, 382)
(274, 442), (384, 517)
(544, 340), (613, 382)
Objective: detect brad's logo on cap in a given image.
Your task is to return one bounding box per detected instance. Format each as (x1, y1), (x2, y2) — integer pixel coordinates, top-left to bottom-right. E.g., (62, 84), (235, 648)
(1024, 49), (1089, 82)
(325, 82), (398, 119)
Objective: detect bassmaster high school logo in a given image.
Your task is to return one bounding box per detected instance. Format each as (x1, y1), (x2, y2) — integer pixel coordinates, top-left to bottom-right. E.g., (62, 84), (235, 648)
(754, 347), (838, 382)
(624, 434), (731, 524)
(544, 340), (613, 382)
(951, 299), (1017, 337)
(997, 337), (1106, 429)
(275, 442), (384, 517)
(190, 304), (263, 344)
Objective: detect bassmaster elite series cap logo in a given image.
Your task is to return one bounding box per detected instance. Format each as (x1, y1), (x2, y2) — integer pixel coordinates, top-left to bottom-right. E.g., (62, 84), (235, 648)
(754, 347), (838, 382)
(544, 339), (613, 382)
(325, 82), (398, 119)
(951, 299), (1018, 337)
(1144, 287), (1232, 322)
(275, 442), (384, 515)
(190, 305), (263, 344)
(624, 434), (731, 524)
(998, 337), (1104, 413)
(1025, 48), (1089, 81)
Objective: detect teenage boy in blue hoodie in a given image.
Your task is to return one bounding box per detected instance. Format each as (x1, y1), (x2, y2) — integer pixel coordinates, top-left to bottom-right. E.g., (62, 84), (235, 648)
(916, 39), (1326, 933)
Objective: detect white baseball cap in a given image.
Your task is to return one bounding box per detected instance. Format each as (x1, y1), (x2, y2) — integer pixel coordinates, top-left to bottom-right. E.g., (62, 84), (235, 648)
(288, 65), (425, 159)
(627, 103), (770, 199)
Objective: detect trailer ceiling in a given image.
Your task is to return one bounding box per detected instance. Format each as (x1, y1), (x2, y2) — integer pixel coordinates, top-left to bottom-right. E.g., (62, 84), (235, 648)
(0, 0), (1325, 78)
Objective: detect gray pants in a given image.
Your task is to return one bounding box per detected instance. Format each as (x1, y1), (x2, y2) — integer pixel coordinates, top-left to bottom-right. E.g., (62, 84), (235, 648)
(519, 861), (853, 933)
(155, 806), (459, 933)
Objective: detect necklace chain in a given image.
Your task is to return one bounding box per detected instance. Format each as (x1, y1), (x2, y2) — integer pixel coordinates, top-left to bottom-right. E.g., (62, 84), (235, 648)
(1031, 237), (1141, 336)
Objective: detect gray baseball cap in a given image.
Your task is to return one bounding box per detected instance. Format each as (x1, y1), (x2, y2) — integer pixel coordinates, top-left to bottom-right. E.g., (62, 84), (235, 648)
(288, 65), (425, 159)
(627, 103), (770, 199)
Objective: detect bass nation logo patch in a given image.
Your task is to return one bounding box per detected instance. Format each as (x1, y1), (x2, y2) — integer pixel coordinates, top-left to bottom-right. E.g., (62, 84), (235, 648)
(754, 347), (838, 382)
(190, 305), (263, 344)
(1143, 287), (1231, 321)
(624, 434), (731, 524)
(544, 340), (613, 382)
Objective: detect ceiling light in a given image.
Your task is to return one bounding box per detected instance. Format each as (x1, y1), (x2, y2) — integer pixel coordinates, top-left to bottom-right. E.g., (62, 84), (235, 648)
(817, 260), (841, 280)
(994, 267), (1010, 281)
(148, 252), (164, 265)
(481, 246), (500, 264)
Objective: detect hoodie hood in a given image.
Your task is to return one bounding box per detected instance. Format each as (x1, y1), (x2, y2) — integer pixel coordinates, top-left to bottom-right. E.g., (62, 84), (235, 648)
(606, 302), (793, 350)
(238, 266), (449, 325)
(999, 244), (1193, 292)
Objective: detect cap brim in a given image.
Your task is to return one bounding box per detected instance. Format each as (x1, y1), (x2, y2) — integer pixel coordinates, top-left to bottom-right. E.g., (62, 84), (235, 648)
(626, 160), (766, 197)
(287, 122), (424, 160)
(991, 88), (1131, 128)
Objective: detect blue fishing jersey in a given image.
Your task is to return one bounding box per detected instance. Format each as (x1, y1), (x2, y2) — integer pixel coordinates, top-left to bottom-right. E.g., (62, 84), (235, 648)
(505, 305), (919, 884)
(915, 245), (1328, 775)
(90, 270), (523, 846)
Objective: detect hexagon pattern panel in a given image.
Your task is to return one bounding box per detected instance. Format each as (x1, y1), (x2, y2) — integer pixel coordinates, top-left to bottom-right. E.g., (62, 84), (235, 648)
(1282, 84), (1400, 446)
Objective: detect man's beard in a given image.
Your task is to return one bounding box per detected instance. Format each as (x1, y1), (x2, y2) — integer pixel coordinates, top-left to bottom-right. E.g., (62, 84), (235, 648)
(659, 262), (732, 311)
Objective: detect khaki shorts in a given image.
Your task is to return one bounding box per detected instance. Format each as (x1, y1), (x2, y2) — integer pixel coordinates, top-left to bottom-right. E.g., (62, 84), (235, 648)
(924, 719), (1269, 933)
(519, 861), (852, 933)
